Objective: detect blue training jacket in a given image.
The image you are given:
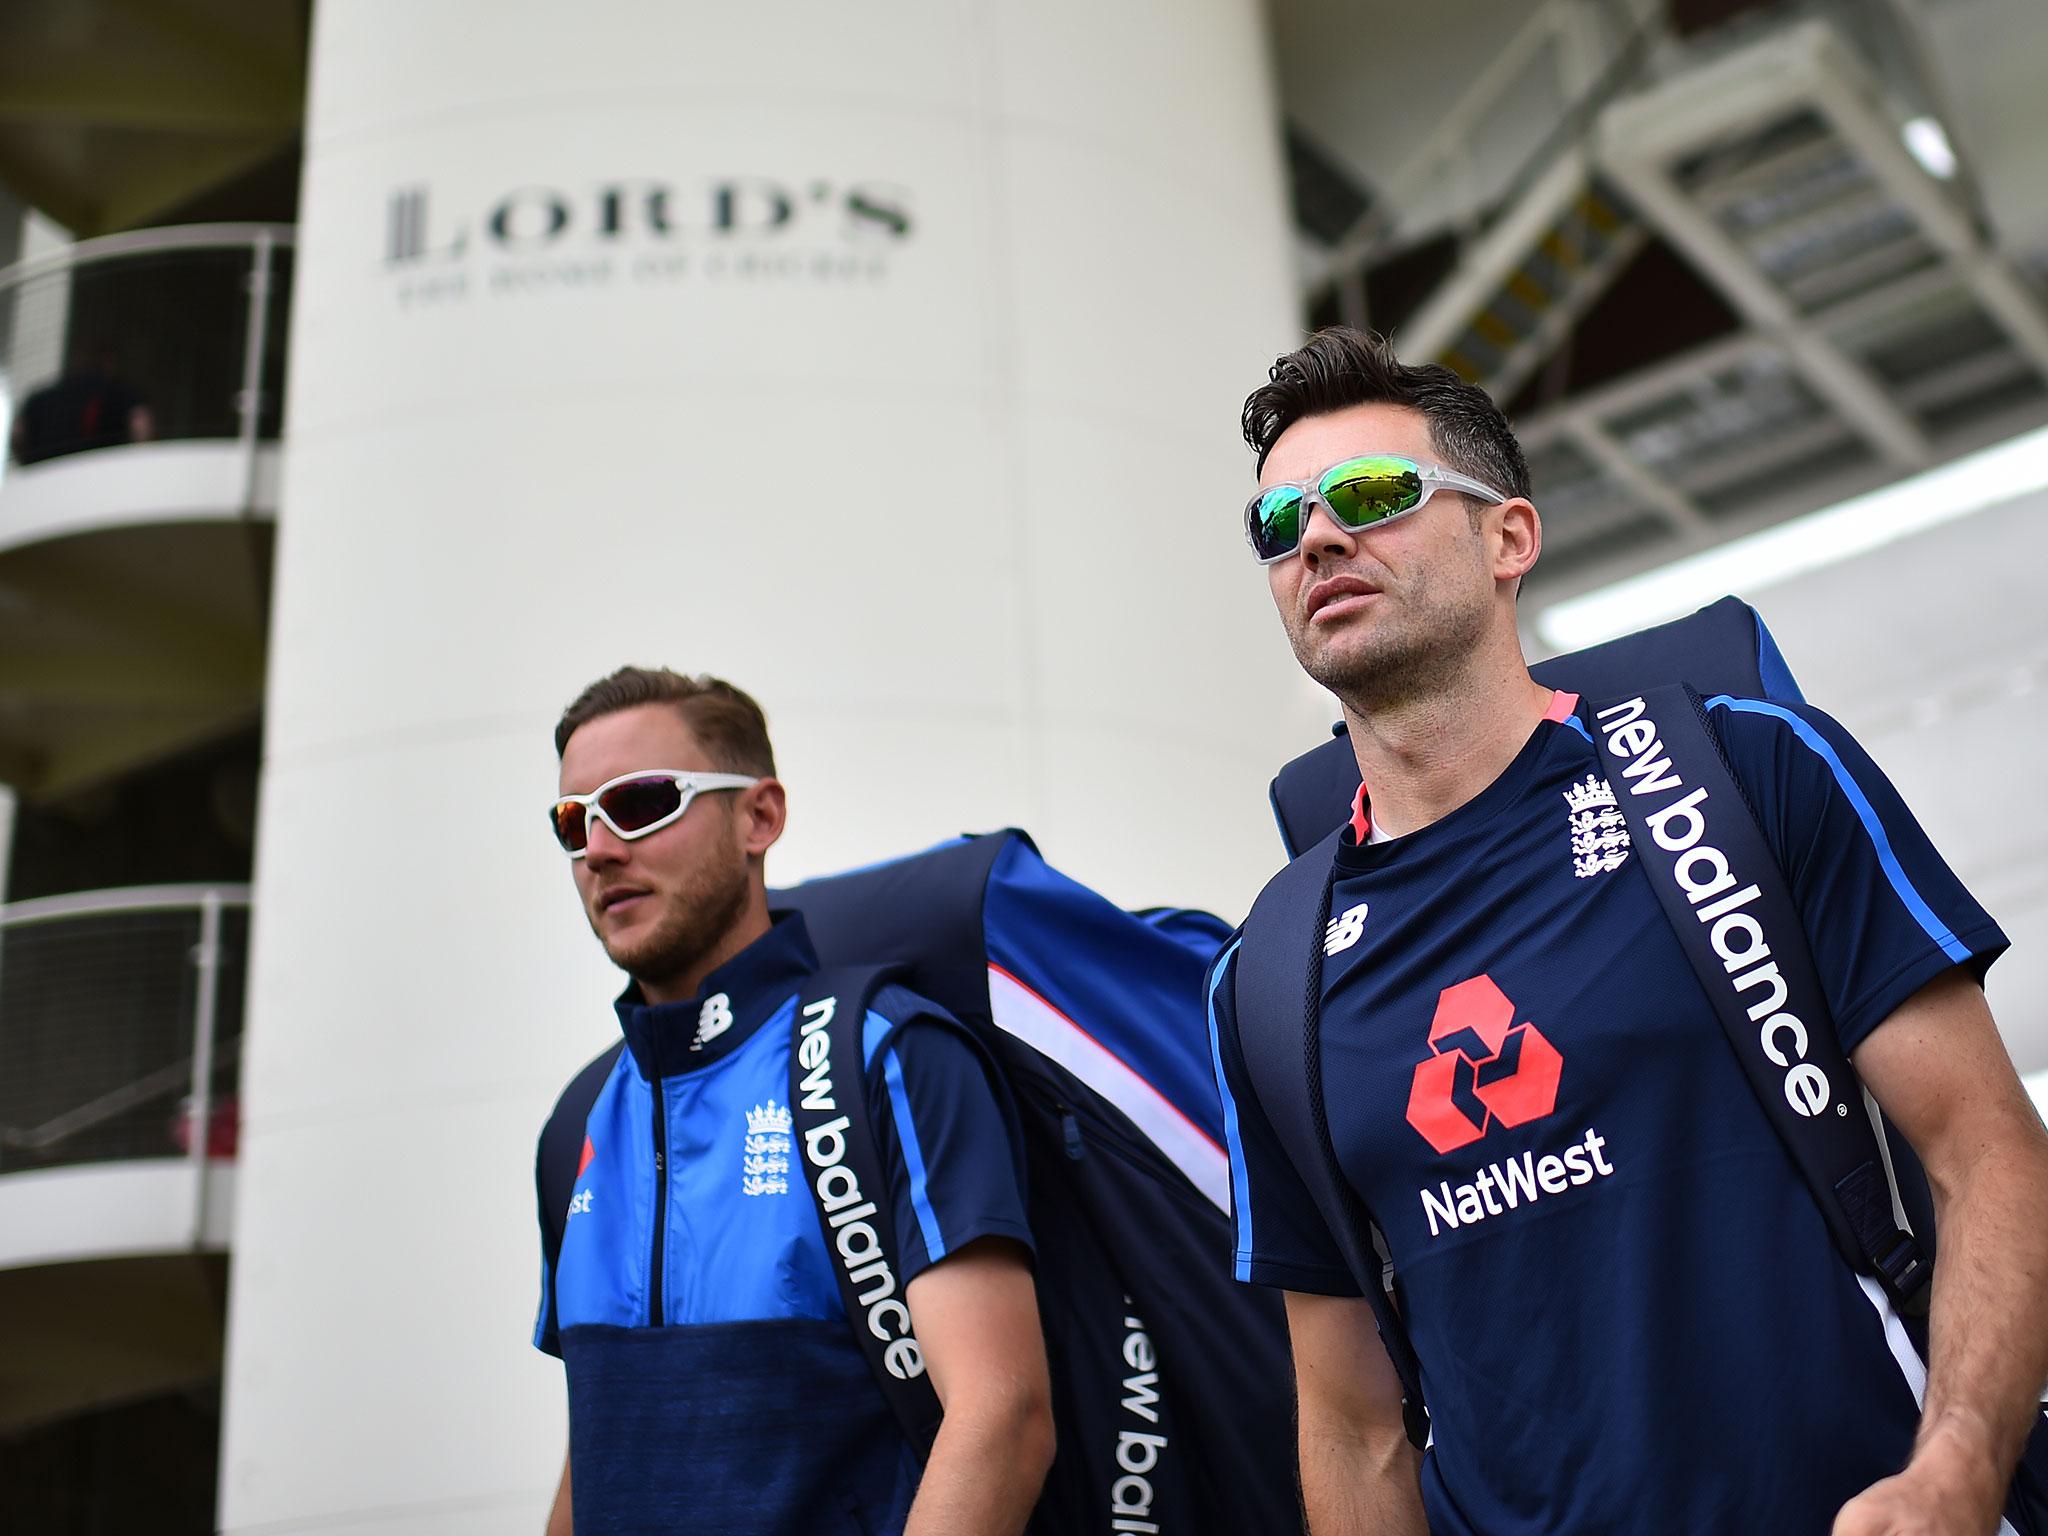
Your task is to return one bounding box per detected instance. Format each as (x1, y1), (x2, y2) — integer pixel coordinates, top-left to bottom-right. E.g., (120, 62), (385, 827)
(535, 911), (1032, 1536)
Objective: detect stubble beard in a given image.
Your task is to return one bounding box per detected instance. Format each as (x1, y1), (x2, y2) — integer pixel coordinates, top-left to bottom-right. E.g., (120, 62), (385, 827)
(598, 849), (750, 999)
(1293, 576), (1492, 719)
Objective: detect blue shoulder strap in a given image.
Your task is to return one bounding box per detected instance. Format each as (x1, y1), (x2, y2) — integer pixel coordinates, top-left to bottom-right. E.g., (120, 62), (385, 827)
(1583, 685), (1932, 1313)
(788, 963), (947, 1458)
(1235, 828), (1431, 1444)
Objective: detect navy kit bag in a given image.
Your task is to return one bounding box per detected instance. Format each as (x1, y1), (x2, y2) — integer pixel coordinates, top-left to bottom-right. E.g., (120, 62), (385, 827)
(1236, 595), (2048, 1528)
(541, 831), (1301, 1534)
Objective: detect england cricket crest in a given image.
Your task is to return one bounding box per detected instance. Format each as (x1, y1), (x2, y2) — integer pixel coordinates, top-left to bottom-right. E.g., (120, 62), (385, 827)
(1563, 774), (1631, 878)
(742, 1099), (793, 1197)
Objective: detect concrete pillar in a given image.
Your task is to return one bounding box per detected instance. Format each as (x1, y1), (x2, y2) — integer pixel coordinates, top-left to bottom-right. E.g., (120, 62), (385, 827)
(220, 4), (1314, 1531)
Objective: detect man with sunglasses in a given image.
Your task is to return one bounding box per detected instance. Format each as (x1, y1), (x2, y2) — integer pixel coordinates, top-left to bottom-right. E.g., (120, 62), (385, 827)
(533, 668), (1051, 1536)
(1205, 328), (2048, 1534)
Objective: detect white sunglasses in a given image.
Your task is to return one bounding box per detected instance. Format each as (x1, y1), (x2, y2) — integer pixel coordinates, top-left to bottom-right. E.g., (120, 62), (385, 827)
(548, 769), (758, 857)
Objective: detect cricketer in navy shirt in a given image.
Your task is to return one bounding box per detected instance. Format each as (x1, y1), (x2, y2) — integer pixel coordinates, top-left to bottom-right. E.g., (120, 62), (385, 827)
(1210, 688), (2011, 1535)
(1219, 327), (2048, 1536)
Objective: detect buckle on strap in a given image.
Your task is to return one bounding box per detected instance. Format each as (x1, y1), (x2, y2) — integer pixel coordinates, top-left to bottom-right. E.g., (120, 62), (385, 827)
(1874, 1232), (1933, 1309)
(1836, 1162), (1932, 1309)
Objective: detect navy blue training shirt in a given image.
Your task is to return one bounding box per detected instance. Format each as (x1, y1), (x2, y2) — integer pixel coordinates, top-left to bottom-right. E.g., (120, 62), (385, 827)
(1211, 693), (2007, 1535)
(535, 911), (1032, 1536)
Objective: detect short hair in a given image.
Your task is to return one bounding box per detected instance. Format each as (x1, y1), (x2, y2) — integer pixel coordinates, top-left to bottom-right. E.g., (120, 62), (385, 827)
(1241, 327), (1531, 501)
(554, 667), (776, 776)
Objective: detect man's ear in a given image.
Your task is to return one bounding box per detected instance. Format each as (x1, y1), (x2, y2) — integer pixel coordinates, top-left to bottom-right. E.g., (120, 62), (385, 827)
(1492, 497), (1542, 586)
(739, 778), (787, 860)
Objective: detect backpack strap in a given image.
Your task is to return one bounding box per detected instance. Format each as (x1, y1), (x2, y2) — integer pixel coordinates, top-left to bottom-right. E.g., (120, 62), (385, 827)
(1584, 684), (1932, 1314)
(788, 963), (946, 1457)
(538, 1041), (627, 1265)
(1236, 829), (1431, 1445)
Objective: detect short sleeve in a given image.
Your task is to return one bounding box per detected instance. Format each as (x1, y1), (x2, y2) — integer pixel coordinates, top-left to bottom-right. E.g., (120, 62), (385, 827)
(1207, 940), (1360, 1296)
(862, 988), (1035, 1287)
(1712, 697), (2008, 1053)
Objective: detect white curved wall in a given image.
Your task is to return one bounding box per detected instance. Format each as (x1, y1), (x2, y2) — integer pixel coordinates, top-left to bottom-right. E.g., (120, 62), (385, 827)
(222, 4), (1315, 1532)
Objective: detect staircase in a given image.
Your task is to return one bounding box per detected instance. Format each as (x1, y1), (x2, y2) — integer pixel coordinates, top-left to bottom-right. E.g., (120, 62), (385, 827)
(1408, 150), (1648, 404)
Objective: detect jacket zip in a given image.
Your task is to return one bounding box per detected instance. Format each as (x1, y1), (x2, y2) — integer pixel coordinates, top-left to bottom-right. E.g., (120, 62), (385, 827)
(647, 1038), (668, 1327)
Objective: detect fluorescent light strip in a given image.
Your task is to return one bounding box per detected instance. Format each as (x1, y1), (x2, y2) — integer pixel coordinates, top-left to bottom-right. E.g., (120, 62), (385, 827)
(1537, 423), (2048, 653)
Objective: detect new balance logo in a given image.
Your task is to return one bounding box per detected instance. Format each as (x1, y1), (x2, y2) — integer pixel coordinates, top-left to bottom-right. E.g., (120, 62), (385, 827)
(1404, 974), (1563, 1154)
(1323, 902), (1369, 956)
(691, 992), (734, 1051)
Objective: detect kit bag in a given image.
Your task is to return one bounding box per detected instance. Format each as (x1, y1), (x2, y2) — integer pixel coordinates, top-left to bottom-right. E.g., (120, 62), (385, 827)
(542, 831), (1301, 1535)
(1236, 596), (2048, 1530)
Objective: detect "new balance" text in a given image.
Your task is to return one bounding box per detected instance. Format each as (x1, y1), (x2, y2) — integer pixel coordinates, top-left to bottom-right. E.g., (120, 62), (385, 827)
(1109, 1303), (1170, 1533)
(797, 996), (837, 1111)
(1596, 696), (1833, 1119)
(798, 991), (924, 1381)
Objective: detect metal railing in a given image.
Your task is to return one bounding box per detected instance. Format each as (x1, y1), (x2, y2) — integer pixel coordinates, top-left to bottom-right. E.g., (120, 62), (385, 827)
(0, 225), (293, 490)
(0, 885), (249, 1184)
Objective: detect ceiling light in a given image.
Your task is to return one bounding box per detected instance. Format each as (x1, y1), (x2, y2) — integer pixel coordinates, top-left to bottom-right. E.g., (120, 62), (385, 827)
(1902, 116), (1958, 180)
(1535, 422), (2048, 653)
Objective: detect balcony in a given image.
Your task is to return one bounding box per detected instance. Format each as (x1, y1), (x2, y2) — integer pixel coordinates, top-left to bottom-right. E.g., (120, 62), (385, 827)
(0, 226), (285, 798)
(0, 885), (246, 1274)
(1, 224), (292, 535)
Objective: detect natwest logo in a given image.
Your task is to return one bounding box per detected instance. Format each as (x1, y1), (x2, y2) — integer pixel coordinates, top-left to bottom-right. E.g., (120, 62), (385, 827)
(1404, 974), (1563, 1155)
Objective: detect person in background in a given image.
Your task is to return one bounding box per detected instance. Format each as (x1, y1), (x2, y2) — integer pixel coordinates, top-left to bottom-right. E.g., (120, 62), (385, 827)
(10, 342), (154, 464)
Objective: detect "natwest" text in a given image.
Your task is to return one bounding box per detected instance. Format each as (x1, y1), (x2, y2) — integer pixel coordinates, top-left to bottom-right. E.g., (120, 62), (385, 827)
(1419, 1128), (1616, 1237)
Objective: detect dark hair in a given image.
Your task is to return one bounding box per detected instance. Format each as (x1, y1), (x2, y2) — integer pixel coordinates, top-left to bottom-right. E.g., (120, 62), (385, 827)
(1241, 327), (1531, 500)
(554, 667), (776, 776)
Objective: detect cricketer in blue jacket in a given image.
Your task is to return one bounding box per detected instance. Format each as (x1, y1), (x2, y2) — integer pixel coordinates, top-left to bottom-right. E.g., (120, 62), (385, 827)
(534, 668), (1052, 1536)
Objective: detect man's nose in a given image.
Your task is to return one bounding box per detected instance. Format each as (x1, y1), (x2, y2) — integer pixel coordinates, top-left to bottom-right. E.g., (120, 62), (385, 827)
(1298, 501), (1358, 564)
(582, 816), (630, 867)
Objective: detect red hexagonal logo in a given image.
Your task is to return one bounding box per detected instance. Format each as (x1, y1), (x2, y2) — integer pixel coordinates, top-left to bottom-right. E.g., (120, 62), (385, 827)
(1404, 974), (1563, 1155)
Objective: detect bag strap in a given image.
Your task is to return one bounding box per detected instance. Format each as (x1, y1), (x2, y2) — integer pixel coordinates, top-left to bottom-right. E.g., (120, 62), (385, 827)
(538, 1040), (626, 1263)
(788, 963), (946, 1457)
(1237, 829), (1431, 1445)
(1584, 685), (1932, 1313)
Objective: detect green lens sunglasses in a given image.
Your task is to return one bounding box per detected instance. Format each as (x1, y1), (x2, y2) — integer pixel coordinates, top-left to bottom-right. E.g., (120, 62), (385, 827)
(1245, 453), (1511, 564)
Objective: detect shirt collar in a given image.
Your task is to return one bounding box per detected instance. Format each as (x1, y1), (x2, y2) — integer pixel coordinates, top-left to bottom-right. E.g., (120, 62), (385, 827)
(613, 908), (819, 1080)
(1339, 689), (1581, 850)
